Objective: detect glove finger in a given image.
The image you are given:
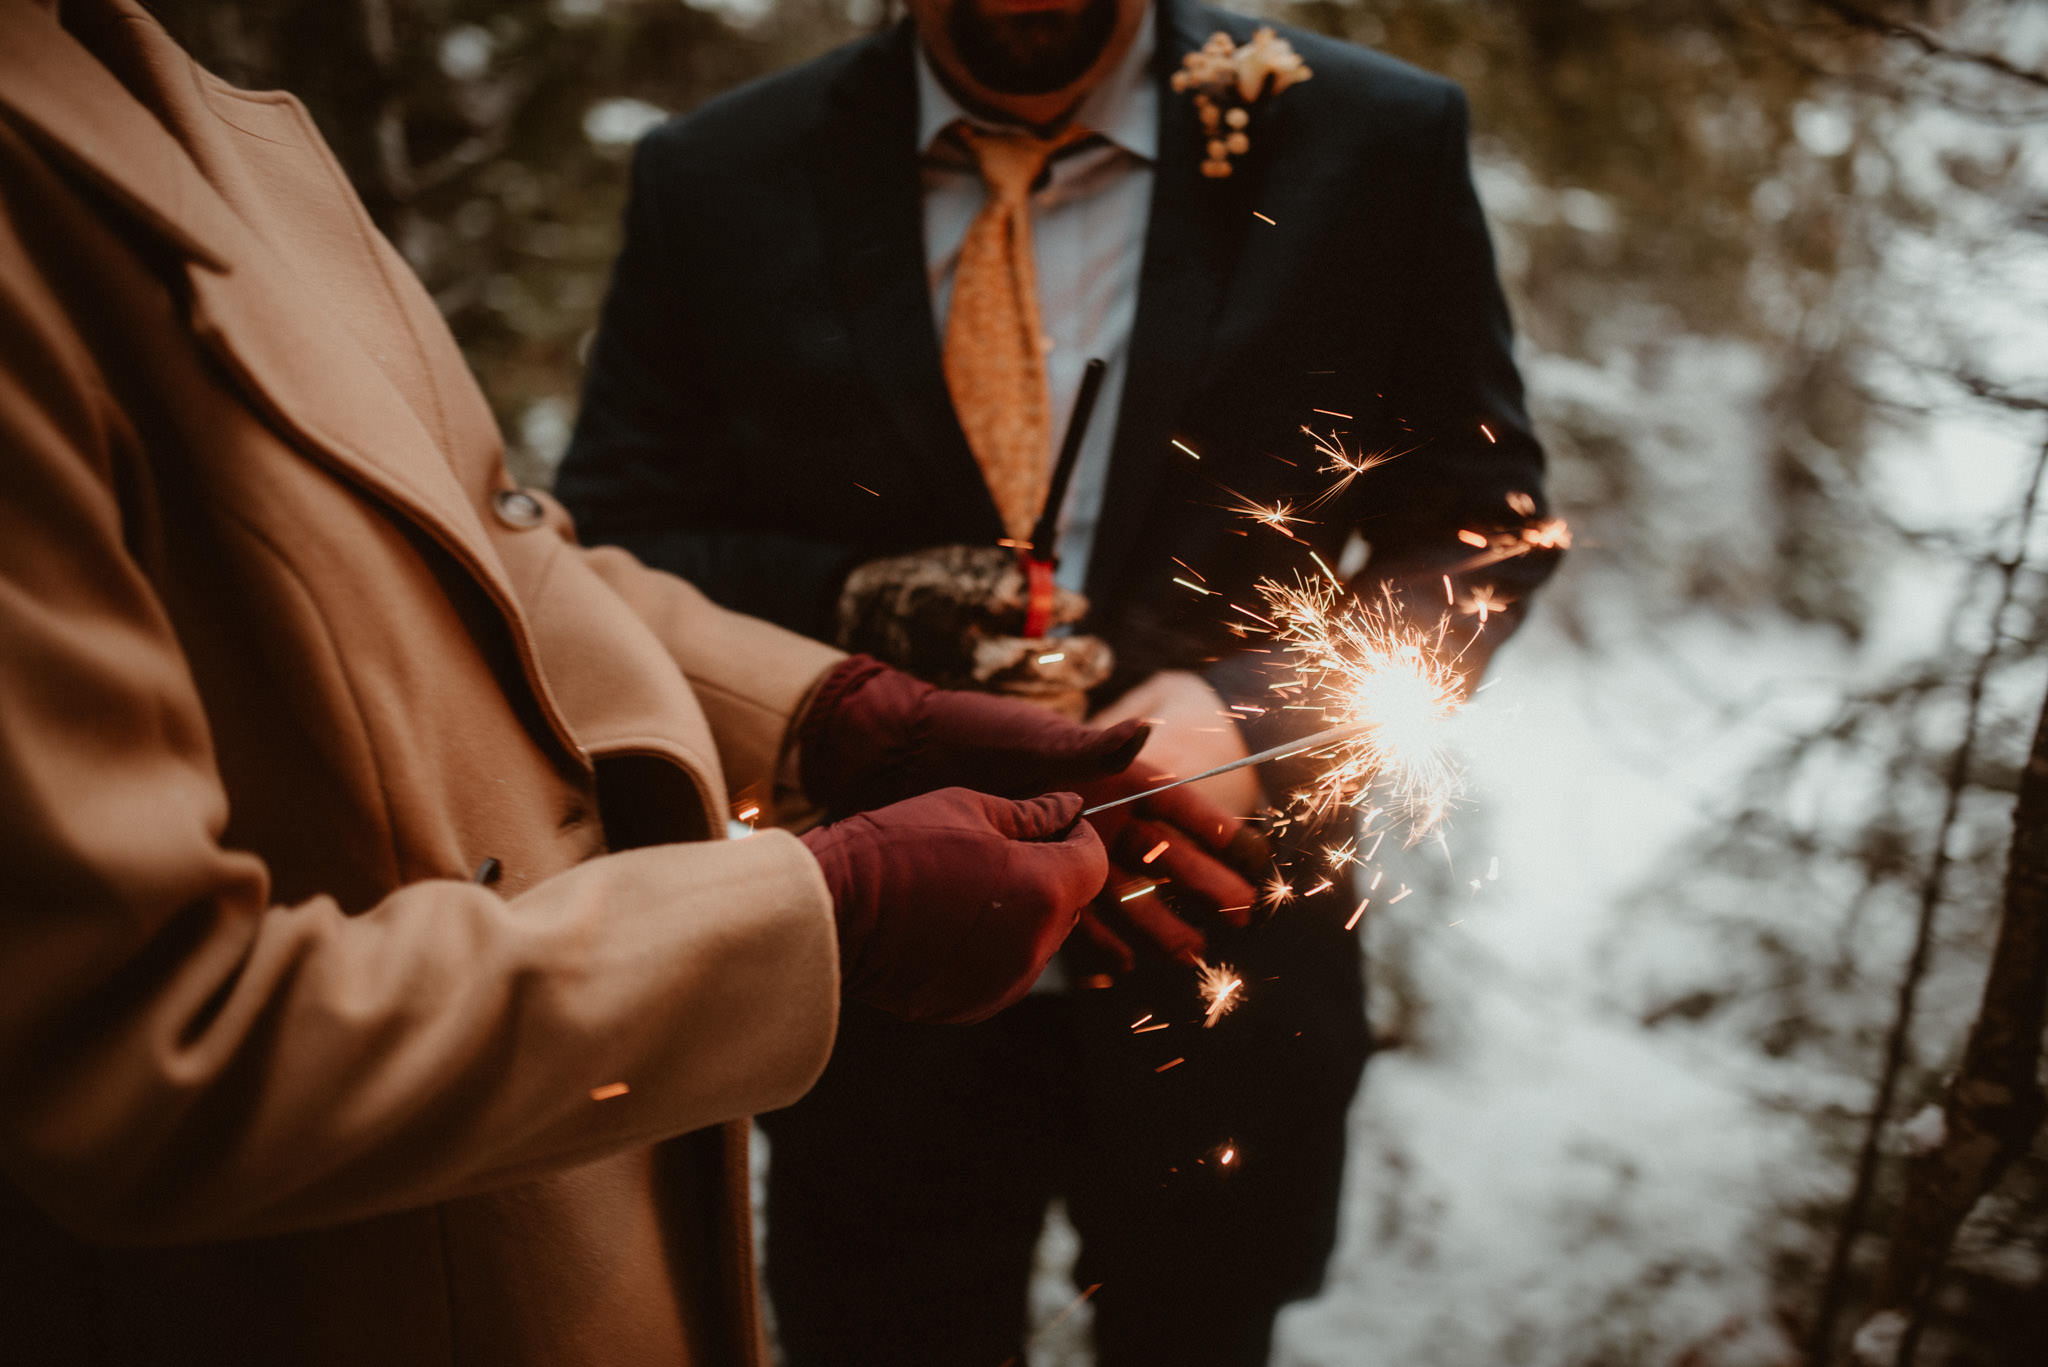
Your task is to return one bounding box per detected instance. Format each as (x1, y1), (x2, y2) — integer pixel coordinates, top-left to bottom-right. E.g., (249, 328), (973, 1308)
(1075, 908), (1137, 974)
(983, 789), (1087, 841)
(1073, 717), (1151, 777)
(1105, 874), (1206, 965)
(1117, 818), (1259, 917)
(1005, 814), (1110, 910)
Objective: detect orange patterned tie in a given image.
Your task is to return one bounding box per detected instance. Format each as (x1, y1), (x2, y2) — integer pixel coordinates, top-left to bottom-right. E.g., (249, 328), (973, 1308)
(943, 123), (1088, 541)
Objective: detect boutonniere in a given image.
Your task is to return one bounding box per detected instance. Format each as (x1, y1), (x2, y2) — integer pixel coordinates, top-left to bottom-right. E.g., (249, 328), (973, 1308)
(1170, 27), (1313, 179)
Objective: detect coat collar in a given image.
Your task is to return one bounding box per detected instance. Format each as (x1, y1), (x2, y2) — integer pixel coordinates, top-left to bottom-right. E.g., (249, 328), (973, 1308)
(0, 0), (590, 771)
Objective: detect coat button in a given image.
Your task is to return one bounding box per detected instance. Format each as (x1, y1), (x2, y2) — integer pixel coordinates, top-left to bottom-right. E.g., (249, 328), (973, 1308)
(492, 489), (546, 529)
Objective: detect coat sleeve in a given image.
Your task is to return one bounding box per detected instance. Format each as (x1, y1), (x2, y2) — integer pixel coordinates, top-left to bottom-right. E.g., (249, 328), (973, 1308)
(553, 132), (864, 639)
(1202, 82), (1563, 773)
(0, 229), (840, 1247)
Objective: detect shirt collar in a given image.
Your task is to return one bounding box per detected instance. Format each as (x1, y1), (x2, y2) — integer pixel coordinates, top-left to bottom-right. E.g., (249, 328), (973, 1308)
(914, 6), (1158, 163)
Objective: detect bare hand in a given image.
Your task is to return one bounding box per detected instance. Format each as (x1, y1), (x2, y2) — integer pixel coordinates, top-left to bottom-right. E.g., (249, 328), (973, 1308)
(1091, 670), (1261, 818)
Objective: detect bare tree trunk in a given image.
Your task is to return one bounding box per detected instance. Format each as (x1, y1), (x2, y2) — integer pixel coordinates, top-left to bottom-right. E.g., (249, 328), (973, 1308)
(1870, 686), (2048, 1361)
(1810, 432), (2048, 1363)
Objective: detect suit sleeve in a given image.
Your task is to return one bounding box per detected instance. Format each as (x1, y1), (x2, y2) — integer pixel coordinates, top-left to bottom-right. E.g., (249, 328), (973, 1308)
(1204, 83), (1562, 774)
(554, 132), (862, 639)
(0, 233), (839, 1247)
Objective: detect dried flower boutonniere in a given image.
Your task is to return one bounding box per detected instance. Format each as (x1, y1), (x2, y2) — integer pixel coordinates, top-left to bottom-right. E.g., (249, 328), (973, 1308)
(1170, 27), (1314, 179)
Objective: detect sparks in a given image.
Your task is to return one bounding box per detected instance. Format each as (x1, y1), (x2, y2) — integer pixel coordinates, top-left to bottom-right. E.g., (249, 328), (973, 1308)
(1196, 959), (1244, 1028)
(1141, 839), (1171, 865)
(1252, 210), (1277, 225)
(1172, 438), (1202, 460)
(1036, 651), (1066, 665)
(1254, 576), (1467, 838)
(1344, 897), (1369, 931)
(589, 1082), (630, 1102)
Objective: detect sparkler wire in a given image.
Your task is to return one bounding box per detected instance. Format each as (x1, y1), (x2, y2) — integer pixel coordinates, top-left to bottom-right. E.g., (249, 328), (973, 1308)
(1079, 719), (1373, 816)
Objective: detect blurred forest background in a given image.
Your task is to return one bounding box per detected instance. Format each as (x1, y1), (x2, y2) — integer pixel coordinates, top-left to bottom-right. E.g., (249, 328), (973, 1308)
(140, 1), (2047, 1363)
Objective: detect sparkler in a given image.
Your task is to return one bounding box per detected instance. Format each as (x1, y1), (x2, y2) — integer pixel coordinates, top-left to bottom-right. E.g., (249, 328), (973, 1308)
(1257, 575), (1467, 838)
(1196, 959), (1244, 1027)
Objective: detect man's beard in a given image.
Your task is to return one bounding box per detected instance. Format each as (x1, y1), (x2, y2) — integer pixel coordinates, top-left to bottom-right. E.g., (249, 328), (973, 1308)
(947, 0), (1121, 96)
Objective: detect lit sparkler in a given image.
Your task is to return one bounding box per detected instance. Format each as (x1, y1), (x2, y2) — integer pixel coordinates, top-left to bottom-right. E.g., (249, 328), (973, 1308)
(1257, 574), (1467, 839)
(1196, 959), (1244, 1028)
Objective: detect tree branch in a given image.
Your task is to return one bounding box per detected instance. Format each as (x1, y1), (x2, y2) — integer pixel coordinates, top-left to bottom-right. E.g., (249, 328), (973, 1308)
(1810, 0), (2048, 92)
(1809, 428), (2048, 1362)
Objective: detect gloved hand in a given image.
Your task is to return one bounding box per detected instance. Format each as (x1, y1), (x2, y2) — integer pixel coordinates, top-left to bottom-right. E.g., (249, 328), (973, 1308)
(801, 788), (1107, 1024)
(798, 655), (1150, 818)
(1073, 761), (1267, 972)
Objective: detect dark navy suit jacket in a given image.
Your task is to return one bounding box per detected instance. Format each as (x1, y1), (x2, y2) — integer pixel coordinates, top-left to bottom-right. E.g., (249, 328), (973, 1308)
(557, 0), (1560, 768)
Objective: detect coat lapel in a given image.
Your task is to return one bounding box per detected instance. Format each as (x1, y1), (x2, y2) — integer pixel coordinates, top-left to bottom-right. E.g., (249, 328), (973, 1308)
(0, 0), (588, 769)
(1085, 0), (1265, 607)
(809, 23), (1006, 542)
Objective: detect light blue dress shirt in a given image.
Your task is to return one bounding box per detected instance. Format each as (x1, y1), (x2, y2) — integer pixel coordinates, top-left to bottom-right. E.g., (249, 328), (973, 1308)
(915, 11), (1158, 595)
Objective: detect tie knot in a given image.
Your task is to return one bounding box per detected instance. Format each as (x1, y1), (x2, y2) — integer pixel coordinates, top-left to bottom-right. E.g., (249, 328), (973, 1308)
(957, 124), (1085, 203)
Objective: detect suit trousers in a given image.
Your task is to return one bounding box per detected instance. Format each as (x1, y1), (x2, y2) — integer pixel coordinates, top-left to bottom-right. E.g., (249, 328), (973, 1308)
(761, 889), (1372, 1367)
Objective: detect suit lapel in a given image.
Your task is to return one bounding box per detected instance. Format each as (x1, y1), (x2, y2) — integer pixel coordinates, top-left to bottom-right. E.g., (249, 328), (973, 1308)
(810, 24), (1006, 542)
(1086, 0), (1265, 607)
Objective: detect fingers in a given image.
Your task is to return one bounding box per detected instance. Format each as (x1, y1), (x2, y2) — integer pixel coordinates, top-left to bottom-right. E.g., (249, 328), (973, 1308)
(1135, 777), (1244, 852)
(1083, 717), (1152, 776)
(1115, 819), (1258, 924)
(1103, 872), (1207, 965)
(1008, 812), (1108, 911)
(1074, 909), (1137, 974)
(981, 789), (1085, 840)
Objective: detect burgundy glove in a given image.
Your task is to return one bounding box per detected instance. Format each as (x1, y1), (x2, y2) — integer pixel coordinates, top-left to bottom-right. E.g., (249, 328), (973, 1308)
(799, 655), (1149, 817)
(801, 788), (1108, 1025)
(1074, 764), (1267, 972)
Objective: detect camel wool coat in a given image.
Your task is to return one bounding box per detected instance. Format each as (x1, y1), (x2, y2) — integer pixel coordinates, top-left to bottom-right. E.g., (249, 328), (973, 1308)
(0, 1), (847, 1362)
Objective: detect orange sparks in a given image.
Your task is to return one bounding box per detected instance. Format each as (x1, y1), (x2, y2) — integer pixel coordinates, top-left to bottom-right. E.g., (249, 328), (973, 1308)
(1198, 959), (1245, 1027)
(1506, 491), (1537, 516)
(1388, 886), (1413, 904)
(1134, 1022), (1171, 1034)
(997, 537), (1030, 549)
(1443, 574), (1455, 604)
(1156, 1057), (1186, 1073)
(589, 1082), (630, 1102)
(1253, 577), (1466, 836)
(1460, 586), (1503, 623)
(1345, 898), (1370, 931)
(1263, 873), (1296, 906)
(1312, 408), (1353, 420)
(1119, 880), (1162, 903)
(1174, 576), (1214, 595)
(853, 481), (880, 497)
(1172, 438), (1202, 460)
(1253, 210), (1277, 225)
(1479, 423), (1496, 443)
(1457, 529), (1489, 548)
(1131, 1013), (1153, 1029)
(1219, 1146), (1237, 1165)
(733, 803), (760, 824)
(1141, 839), (1172, 864)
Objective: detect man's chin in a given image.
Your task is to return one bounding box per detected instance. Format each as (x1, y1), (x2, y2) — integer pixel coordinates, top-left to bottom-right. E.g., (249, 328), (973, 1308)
(951, 0), (1119, 97)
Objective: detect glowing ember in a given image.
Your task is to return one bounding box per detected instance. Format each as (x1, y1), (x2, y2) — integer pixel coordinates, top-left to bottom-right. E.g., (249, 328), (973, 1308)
(1197, 959), (1245, 1028)
(1256, 575), (1466, 839)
